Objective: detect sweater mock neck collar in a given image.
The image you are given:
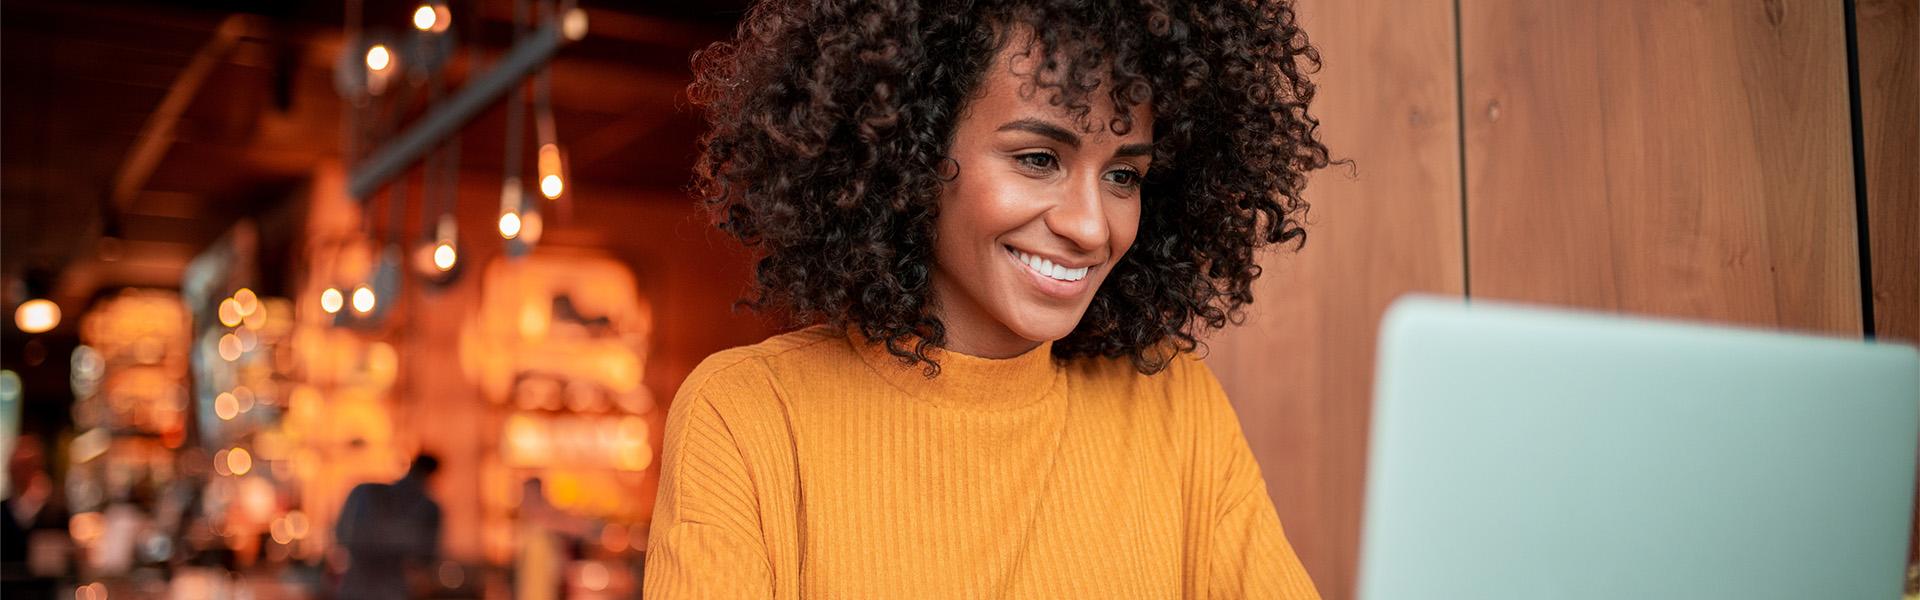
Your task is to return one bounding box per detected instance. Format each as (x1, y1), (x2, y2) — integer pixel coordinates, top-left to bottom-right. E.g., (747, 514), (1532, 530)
(848, 327), (1063, 409)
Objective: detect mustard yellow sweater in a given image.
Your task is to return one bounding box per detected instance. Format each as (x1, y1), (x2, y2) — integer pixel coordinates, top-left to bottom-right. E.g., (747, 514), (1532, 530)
(644, 326), (1320, 599)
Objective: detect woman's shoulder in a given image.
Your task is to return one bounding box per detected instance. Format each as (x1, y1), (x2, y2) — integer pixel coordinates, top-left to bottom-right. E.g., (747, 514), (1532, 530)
(1066, 350), (1243, 436)
(1067, 350), (1225, 398)
(676, 325), (852, 401)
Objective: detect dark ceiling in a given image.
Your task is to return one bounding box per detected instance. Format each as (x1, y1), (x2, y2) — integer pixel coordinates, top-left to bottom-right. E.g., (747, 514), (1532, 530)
(1, 0), (750, 315)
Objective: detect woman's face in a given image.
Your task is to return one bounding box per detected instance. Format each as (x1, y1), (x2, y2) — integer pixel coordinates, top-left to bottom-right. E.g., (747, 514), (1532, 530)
(931, 39), (1153, 358)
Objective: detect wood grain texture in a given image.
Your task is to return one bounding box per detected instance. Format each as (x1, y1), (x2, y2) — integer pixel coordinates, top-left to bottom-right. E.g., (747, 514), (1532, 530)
(1858, 0), (1918, 345)
(1461, 0), (1863, 336)
(1854, 0), (1919, 570)
(1203, 0), (1465, 597)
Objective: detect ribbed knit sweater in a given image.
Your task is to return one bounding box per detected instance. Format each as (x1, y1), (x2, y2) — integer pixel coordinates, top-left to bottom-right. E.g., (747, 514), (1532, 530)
(643, 326), (1321, 599)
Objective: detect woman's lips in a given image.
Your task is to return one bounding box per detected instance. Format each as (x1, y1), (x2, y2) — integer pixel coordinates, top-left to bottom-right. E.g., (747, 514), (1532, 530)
(1005, 245), (1096, 299)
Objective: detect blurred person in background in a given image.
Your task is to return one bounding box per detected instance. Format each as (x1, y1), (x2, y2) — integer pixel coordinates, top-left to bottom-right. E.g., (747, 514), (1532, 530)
(334, 454), (442, 600)
(514, 478), (600, 600)
(647, 0), (1334, 597)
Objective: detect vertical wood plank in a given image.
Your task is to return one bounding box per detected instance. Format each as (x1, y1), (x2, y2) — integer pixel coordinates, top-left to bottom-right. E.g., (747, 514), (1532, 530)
(1205, 0), (1465, 596)
(1858, 0), (1918, 344)
(1854, 0), (1919, 573)
(1461, 0), (1862, 336)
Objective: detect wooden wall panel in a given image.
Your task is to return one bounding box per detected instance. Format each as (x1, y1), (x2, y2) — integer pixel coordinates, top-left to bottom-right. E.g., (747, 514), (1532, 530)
(1203, 0), (1464, 597)
(1855, 0), (1919, 571)
(1859, 0), (1918, 345)
(1461, 0), (1863, 336)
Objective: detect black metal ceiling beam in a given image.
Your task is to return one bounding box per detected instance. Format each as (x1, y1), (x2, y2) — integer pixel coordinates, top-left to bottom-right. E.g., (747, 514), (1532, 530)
(347, 18), (574, 200)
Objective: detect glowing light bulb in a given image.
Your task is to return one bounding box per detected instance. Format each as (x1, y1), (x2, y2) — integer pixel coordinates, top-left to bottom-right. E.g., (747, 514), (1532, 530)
(412, 5), (437, 31)
(320, 288), (344, 314)
(351, 286), (376, 314)
(432, 242), (457, 271)
(563, 8), (589, 41)
(366, 44), (392, 72)
(218, 298), (244, 327)
(233, 386), (256, 411)
(215, 392), (239, 420)
(228, 447), (253, 476)
(581, 562), (609, 592)
(234, 288), (259, 315)
(15, 299), (59, 333)
(218, 334), (243, 361)
(286, 511), (310, 538)
(537, 144), (564, 200)
(499, 211), (522, 239)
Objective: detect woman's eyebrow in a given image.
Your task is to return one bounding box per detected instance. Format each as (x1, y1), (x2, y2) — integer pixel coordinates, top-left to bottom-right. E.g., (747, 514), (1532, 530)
(996, 118), (1080, 148)
(998, 118), (1154, 159)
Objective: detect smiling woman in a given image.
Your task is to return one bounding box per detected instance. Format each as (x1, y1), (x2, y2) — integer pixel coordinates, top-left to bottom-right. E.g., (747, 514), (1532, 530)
(930, 39), (1156, 358)
(647, 0), (1334, 598)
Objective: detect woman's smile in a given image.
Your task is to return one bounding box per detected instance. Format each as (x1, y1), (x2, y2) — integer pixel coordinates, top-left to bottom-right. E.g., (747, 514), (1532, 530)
(1004, 244), (1098, 299)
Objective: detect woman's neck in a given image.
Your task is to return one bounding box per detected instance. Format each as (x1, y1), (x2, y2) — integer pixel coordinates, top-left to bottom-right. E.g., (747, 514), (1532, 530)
(932, 290), (1046, 359)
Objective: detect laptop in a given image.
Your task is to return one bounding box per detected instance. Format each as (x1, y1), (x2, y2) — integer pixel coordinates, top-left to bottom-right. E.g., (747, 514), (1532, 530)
(1358, 295), (1919, 600)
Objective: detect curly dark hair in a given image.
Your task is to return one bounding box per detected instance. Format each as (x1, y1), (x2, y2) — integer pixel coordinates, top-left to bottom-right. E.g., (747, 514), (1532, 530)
(689, 0), (1335, 375)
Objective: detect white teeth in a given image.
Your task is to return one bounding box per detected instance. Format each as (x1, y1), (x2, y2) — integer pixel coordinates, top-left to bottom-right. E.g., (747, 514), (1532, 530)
(1010, 247), (1092, 282)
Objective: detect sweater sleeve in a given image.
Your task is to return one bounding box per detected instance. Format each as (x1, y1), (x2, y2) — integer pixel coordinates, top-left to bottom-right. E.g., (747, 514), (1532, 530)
(1189, 358), (1323, 600)
(644, 385), (774, 599)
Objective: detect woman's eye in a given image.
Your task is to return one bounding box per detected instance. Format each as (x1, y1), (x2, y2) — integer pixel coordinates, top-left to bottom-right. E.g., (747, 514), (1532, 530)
(1014, 153), (1058, 171)
(1106, 169), (1143, 187)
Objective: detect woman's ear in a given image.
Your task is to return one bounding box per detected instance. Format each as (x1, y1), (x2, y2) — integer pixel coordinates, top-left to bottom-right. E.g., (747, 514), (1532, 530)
(936, 156), (961, 182)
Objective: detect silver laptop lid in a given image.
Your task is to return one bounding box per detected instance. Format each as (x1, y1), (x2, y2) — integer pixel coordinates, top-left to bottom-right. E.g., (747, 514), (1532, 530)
(1359, 295), (1919, 600)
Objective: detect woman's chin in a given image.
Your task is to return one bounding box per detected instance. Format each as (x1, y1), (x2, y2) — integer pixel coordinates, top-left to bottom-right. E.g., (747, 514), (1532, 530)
(1006, 310), (1088, 345)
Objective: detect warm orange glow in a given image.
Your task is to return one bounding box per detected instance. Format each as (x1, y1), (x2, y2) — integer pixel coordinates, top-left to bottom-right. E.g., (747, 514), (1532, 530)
(320, 287), (344, 314)
(581, 562), (610, 592)
(538, 143), (561, 175)
(285, 510), (310, 539)
(227, 447), (253, 476)
(234, 385), (256, 411)
(234, 288), (259, 315)
(218, 298), (244, 327)
(521, 211), (543, 244)
(75, 582), (107, 600)
(242, 305), (267, 329)
(215, 392), (239, 420)
(600, 523), (630, 553)
(563, 8), (589, 41)
(498, 211), (522, 239)
(412, 5), (437, 31)
(366, 44), (392, 71)
(351, 286), (376, 313)
(218, 333), (243, 361)
(433, 242), (457, 271)
(538, 144), (565, 199)
(617, 415), (653, 471)
(70, 512), (105, 545)
(213, 449), (232, 477)
(15, 299), (59, 333)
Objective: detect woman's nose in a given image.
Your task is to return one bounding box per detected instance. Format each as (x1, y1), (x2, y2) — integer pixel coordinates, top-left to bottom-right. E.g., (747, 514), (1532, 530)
(1045, 176), (1110, 252)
